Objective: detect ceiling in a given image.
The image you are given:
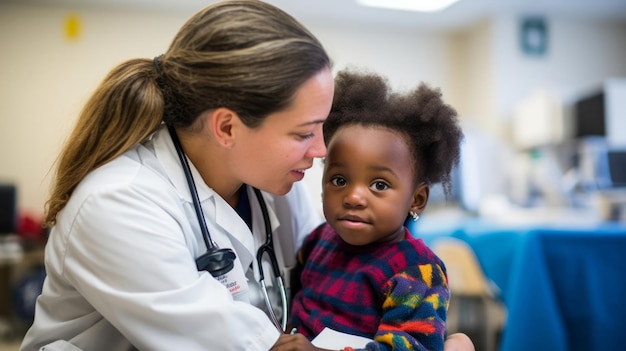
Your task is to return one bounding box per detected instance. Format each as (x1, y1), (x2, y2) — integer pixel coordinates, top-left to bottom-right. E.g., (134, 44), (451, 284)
(8, 0), (626, 30)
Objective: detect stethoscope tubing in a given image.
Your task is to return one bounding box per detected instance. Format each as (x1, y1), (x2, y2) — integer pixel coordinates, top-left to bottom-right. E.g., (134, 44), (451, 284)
(168, 125), (288, 333)
(254, 188), (288, 333)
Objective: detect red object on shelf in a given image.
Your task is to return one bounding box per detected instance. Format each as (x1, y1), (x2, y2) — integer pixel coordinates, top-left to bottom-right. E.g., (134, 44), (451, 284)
(16, 212), (46, 242)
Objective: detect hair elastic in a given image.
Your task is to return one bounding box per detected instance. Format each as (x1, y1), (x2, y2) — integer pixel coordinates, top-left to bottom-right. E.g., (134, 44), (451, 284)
(153, 54), (164, 77)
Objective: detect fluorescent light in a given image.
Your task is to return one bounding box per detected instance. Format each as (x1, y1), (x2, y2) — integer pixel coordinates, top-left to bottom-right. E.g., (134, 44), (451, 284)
(356, 0), (460, 13)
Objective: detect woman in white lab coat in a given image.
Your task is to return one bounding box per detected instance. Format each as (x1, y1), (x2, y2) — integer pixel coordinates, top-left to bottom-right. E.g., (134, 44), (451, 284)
(20, 1), (474, 351)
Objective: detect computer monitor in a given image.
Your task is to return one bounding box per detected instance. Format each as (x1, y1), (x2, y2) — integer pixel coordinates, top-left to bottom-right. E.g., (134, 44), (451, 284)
(574, 91), (605, 139)
(573, 78), (626, 146)
(0, 184), (17, 234)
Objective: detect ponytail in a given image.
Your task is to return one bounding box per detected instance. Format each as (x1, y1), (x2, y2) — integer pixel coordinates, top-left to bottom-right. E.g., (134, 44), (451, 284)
(44, 0), (332, 228)
(44, 58), (163, 227)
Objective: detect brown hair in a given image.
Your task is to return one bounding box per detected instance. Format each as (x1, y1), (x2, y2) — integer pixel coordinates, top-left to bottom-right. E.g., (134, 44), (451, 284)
(44, 0), (330, 227)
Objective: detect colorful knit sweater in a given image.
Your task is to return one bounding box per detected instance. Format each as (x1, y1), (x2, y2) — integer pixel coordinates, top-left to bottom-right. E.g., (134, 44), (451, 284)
(290, 223), (449, 351)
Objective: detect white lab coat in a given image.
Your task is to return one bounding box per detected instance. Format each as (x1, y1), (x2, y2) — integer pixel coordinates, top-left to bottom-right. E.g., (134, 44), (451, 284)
(20, 125), (323, 351)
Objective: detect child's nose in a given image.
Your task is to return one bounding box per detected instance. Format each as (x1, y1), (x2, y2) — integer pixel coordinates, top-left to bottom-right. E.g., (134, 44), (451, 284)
(343, 186), (367, 207)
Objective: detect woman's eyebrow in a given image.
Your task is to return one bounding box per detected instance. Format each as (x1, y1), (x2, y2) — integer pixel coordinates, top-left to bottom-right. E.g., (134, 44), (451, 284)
(296, 119), (326, 127)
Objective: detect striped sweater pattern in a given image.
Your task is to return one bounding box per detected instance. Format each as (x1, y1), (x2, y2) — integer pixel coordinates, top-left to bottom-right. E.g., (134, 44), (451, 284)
(291, 223), (449, 351)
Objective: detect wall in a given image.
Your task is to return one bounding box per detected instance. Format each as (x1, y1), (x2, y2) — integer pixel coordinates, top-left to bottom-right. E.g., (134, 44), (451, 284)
(312, 24), (450, 90)
(448, 20), (495, 132)
(0, 4), (189, 216)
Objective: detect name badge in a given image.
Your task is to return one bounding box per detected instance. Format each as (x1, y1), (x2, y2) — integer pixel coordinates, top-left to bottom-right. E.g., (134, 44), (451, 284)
(216, 259), (249, 301)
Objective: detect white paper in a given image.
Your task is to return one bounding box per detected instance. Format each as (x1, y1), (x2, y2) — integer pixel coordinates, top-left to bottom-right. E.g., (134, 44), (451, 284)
(311, 327), (373, 349)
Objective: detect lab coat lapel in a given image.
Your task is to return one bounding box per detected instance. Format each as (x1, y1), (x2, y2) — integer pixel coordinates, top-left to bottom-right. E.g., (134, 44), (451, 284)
(213, 197), (255, 271)
(152, 125), (255, 270)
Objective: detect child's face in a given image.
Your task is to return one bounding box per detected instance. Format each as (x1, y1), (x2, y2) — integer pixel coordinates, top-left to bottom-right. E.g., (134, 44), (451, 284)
(322, 124), (422, 246)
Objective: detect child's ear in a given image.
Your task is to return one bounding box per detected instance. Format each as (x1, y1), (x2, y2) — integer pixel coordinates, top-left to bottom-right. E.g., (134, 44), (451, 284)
(410, 183), (430, 215)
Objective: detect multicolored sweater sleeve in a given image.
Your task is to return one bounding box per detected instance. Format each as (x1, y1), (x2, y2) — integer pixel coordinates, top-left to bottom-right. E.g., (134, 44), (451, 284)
(373, 262), (448, 350)
(290, 223), (449, 351)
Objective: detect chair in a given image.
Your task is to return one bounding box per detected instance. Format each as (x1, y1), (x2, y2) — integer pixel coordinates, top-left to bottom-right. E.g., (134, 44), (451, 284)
(431, 237), (506, 351)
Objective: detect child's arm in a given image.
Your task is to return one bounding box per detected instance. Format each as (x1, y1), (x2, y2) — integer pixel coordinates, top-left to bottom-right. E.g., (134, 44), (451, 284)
(365, 263), (449, 351)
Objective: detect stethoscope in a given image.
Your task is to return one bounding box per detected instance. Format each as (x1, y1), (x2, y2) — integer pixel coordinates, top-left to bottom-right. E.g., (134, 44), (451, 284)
(167, 125), (288, 333)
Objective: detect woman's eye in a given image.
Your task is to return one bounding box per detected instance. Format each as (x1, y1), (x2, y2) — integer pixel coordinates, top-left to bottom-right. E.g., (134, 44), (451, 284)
(330, 177), (346, 187)
(298, 133), (315, 140)
(371, 181), (389, 191)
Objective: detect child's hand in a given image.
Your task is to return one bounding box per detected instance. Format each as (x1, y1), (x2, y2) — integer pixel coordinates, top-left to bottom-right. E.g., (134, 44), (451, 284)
(270, 333), (332, 351)
(444, 333), (475, 351)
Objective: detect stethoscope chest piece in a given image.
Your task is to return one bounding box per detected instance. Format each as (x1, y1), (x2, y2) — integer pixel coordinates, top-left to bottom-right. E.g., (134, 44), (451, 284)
(196, 248), (237, 277)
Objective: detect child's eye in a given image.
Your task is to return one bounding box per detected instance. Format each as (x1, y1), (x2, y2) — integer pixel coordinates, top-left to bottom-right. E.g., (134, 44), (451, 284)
(330, 176), (346, 187)
(370, 181), (389, 191)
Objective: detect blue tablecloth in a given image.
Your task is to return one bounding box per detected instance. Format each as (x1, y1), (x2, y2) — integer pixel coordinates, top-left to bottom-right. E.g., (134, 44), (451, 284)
(411, 220), (626, 351)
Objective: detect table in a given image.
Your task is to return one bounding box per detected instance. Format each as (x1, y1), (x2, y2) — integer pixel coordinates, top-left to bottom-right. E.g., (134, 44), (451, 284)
(412, 220), (626, 351)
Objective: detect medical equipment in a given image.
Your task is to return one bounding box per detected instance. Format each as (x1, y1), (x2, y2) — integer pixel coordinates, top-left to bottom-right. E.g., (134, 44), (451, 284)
(168, 125), (288, 332)
(169, 125), (237, 277)
(253, 186), (288, 332)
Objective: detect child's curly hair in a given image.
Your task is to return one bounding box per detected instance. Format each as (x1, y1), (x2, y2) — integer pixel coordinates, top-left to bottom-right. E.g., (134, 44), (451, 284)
(324, 69), (464, 197)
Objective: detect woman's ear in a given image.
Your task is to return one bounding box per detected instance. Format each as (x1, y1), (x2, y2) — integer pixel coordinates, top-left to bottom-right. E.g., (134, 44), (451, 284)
(208, 107), (240, 148)
(410, 183), (430, 215)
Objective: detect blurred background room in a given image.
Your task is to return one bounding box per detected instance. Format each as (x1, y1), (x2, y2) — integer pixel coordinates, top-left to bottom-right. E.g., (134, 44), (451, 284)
(1, 0), (625, 350)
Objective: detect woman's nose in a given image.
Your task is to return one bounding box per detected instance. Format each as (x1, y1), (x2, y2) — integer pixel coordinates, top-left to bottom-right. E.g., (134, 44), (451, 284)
(307, 132), (327, 158)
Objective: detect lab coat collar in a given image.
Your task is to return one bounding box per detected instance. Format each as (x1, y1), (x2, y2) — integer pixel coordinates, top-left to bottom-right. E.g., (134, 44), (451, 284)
(151, 125), (281, 269)
(212, 186), (281, 267)
(152, 126), (255, 270)
(152, 125), (280, 231)
(152, 125), (211, 204)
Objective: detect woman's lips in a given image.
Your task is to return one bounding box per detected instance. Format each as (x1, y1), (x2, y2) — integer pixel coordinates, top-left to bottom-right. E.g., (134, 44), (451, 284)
(291, 169), (306, 181)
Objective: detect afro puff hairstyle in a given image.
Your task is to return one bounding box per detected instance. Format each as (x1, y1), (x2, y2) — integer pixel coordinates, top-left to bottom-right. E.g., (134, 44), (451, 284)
(324, 69), (464, 197)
